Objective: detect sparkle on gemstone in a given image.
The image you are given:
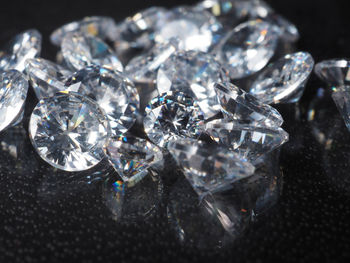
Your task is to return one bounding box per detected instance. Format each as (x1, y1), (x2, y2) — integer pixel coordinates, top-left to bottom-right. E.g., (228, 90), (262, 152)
(25, 58), (72, 100)
(332, 86), (350, 132)
(215, 19), (280, 79)
(266, 14), (300, 43)
(250, 52), (314, 104)
(205, 119), (289, 161)
(0, 70), (29, 132)
(29, 91), (111, 172)
(143, 91), (205, 148)
(65, 66), (139, 136)
(167, 138), (255, 197)
(61, 33), (123, 72)
(50, 16), (116, 46)
(215, 82), (284, 127)
(104, 134), (163, 184)
(157, 50), (229, 119)
(0, 29), (42, 72)
(314, 59), (350, 86)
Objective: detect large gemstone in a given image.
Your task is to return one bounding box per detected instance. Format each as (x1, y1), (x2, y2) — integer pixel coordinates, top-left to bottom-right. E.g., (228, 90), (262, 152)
(314, 59), (350, 87)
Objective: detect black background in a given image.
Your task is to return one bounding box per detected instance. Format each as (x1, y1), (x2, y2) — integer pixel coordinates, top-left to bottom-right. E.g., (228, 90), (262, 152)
(1, 0), (350, 262)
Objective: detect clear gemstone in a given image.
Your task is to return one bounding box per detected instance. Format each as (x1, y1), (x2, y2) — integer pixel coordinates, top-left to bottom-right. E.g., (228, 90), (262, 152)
(314, 59), (350, 86)
(206, 119), (289, 161)
(266, 14), (299, 43)
(64, 66), (139, 136)
(0, 70), (29, 132)
(50, 16), (116, 46)
(167, 138), (255, 197)
(29, 91), (111, 172)
(154, 6), (223, 52)
(104, 135), (163, 185)
(144, 91), (205, 148)
(250, 52), (314, 104)
(215, 19), (280, 79)
(25, 58), (72, 100)
(0, 29), (42, 72)
(157, 50), (229, 119)
(61, 33), (123, 72)
(332, 86), (350, 132)
(215, 82), (284, 127)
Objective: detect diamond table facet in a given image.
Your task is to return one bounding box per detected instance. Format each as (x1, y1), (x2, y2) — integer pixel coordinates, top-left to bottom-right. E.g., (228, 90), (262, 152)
(314, 59), (350, 87)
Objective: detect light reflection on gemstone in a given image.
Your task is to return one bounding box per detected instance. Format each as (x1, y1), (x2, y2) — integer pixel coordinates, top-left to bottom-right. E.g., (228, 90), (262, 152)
(332, 86), (350, 132)
(314, 59), (350, 86)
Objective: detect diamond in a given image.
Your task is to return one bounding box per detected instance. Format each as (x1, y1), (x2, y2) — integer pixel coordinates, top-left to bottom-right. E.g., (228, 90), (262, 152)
(167, 138), (255, 197)
(61, 33), (123, 72)
(50, 16), (116, 46)
(144, 91), (205, 148)
(29, 91), (111, 172)
(314, 59), (350, 86)
(266, 14), (299, 43)
(25, 58), (72, 100)
(215, 19), (280, 79)
(64, 66), (139, 136)
(0, 70), (29, 132)
(0, 29), (42, 72)
(104, 135), (163, 185)
(215, 82), (284, 127)
(154, 6), (223, 52)
(157, 50), (229, 119)
(332, 86), (350, 132)
(205, 119), (289, 161)
(250, 52), (314, 104)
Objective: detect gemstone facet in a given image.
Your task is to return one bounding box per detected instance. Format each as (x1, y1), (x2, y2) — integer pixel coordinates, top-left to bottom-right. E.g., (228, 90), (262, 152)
(332, 86), (350, 132)
(29, 92), (111, 172)
(314, 59), (350, 86)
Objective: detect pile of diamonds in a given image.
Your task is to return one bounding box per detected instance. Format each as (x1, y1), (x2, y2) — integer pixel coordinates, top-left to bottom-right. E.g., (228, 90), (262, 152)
(0, 0), (315, 199)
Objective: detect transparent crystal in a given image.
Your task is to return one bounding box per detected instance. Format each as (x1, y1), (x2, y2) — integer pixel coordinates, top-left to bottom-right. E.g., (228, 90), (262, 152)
(215, 82), (284, 127)
(25, 58), (72, 100)
(266, 14), (299, 43)
(167, 138), (255, 197)
(61, 33), (123, 71)
(29, 91), (111, 171)
(206, 119), (289, 161)
(65, 66), (139, 136)
(154, 6), (223, 52)
(332, 86), (350, 132)
(50, 16), (116, 46)
(157, 50), (229, 119)
(215, 19), (280, 79)
(314, 59), (350, 86)
(0, 70), (29, 132)
(0, 29), (42, 72)
(144, 91), (205, 148)
(250, 52), (314, 104)
(104, 135), (163, 185)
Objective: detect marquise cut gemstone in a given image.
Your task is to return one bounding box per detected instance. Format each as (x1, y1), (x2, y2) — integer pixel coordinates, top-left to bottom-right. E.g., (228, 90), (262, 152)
(25, 58), (72, 100)
(215, 82), (284, 127)
(0, 29), (42, 72)
(167, 138), (255, 196)
(61, 33), (123, 72)
(215, 19), (280, 79)
(314, 59), (350, 86)
(29, 92), (111, 172)
(65, 66), (139, 136)
(157, 50), (229, 119)
(250, 52), (314, 104)
(206, 120), (289, 161)
(0, 70), (29, 132)
(144, 92), (205, 148)
(332, 86), (350, 132)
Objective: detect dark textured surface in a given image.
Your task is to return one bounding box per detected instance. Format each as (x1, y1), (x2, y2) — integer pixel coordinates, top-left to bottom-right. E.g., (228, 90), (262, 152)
(1, 0), (350, 262)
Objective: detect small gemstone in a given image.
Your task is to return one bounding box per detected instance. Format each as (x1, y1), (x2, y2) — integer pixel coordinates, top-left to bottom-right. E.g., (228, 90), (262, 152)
(50, 16), (116, 46)
(25, 58), (72, 100)
(314, 59), (350, 86)
(154, 6), (223, 52)
(250, 52), (314, 104)
(144, 91), (205, 148)
(167, 138), (255, 197)
(104, 135), (163, 185)
(0, 70), (29, 132)
(61, 33), (123, 72)
(29, 91), (111, 172)
(205, 119), (289, 161)
(65, 66), (139, 136)
(0, 29), (42, 72)
(332, 86), (350, 132)
(215, 19), (280, 79)
(215, 82), (284, 127)
(266, 14), (300, 43)
(157, 50), (229, 119)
